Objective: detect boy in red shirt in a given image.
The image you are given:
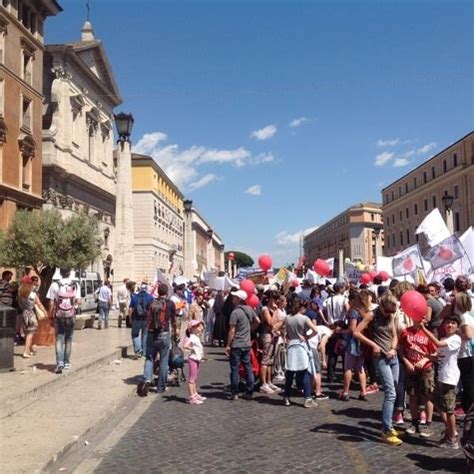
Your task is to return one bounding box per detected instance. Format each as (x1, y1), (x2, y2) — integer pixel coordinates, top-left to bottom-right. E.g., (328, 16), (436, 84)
(399, 319), (437, 437)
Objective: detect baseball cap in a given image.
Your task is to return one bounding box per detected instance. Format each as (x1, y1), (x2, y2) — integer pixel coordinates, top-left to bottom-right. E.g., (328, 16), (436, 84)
(231, 290), (248, 301)
(140, 282), (148, 291)
(188, 319), (204, 329)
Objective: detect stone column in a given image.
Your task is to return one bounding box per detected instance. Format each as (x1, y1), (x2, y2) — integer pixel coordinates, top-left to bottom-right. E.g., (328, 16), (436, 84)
(113, 140), (135, 287)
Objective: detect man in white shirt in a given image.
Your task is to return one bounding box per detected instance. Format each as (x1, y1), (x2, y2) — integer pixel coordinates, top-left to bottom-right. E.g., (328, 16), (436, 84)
(47, 268), (80, 374)
(95, 281), (112, 329)
(117, 278), (130, 328)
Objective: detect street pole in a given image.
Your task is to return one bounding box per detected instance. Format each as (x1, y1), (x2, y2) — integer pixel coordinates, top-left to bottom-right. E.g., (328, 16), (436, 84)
(338, 247), (344, 279)
(446, 209), (454, 234)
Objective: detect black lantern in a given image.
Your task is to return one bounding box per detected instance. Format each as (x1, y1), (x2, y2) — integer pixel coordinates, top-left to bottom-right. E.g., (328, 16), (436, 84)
(219, 244), (225, 251)
(442, 192), (454, 211)
(183, 199), (193, 213)
(114, 112), (134, 143)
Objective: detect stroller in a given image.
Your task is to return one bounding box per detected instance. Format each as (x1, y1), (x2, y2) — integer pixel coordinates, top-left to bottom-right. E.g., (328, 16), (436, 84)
(153, 342), (186, 387)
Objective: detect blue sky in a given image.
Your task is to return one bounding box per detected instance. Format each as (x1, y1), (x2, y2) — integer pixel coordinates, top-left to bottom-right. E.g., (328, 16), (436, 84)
(46, 0), (473, 266)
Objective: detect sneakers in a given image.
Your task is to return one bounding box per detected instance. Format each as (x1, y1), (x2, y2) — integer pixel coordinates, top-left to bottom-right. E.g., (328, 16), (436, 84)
(392, 412), (405, 425)
(260, 384), (274, 394)
(382, 431), (403, 446)
(314, 393), (329, 400)
(55, 364), (64, 374)
(437, 438), (459, 449)
(283, 397), (291, 406)
(273, 374), (285, 383)
(268, 382), (282, 392)
(418, 423), (433, 438)
(137, 381), (150, 397)
(339, 393), (350, 402)
(195, 393), (207, 401)
(406, 421), (419, 435)
(304, 398), (318, 408)
(358, 394), (368, 402)
(388, 427), (400, 437)
(228, 394), (239, 401)
(64, 363), (71, 370)
(22, 352), (32, 358)
(189, 395), (203, 405)
(242, 392), (253, 401)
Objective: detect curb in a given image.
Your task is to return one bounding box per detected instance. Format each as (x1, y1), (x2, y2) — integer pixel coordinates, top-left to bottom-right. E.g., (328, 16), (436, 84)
(1, 343), (133, 419)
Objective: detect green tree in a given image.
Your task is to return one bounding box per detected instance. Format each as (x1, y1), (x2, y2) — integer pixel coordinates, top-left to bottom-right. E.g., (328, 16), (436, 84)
(0, 209), (101, 301)
(225, 250), (254, 268)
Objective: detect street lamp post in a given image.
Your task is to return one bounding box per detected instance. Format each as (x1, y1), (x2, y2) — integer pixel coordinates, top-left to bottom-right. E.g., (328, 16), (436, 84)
(373, 227), (381, 262)
(183, 199), (193, 278)
(442, 192), (454, 234)
(206, 228), (214, 270)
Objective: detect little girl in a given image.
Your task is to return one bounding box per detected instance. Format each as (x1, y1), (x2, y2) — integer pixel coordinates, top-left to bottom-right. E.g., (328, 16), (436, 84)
(184, 320), (205, 405)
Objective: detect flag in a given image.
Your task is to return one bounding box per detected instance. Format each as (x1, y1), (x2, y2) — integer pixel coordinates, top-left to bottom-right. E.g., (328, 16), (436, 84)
(274, 267), (289, 285)
(151, 269), (173, 297)
(424, 234), (465, 270)
(392, 245), (424, 277)
(415, 208), (450, 246)
(326, 258), (335, 276)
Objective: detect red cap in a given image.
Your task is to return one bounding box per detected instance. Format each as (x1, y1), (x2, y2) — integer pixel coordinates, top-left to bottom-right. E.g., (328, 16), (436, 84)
(21, 275), (33, 284)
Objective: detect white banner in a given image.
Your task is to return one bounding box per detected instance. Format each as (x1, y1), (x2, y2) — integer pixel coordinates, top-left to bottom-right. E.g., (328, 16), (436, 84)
(415, 208), (450, 246)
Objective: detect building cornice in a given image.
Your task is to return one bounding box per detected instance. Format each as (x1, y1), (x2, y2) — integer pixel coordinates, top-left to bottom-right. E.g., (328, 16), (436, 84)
(0, 64), (44, 99)
(0, 183), (42, 208)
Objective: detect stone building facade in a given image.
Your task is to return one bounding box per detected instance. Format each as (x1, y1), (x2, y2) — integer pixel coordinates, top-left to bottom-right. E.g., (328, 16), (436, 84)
(42, 21), (122, 280)
(0, 0), (61, 229)
(303, 202), (384, 271)
(382, 132), (474, 255)
(131, 153), (185, 283)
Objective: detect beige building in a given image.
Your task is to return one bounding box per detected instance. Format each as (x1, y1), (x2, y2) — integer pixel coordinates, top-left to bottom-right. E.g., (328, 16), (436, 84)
(183, 200), (225, 279)
(131, 153), (185, 282)
(42, 21), (122, 280)
(382, 132), (474, 256)
(303, 202), (384, 273)
(0, 0), (61, 229)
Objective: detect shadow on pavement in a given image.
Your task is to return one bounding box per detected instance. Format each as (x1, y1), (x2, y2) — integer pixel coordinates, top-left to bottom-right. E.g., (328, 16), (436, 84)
(31, 363), (56, 373)
(406, 453), (467, 472)
(311, 422), (382, 443)
(122, 375), (142, 385)
(331, 406), (381, 421)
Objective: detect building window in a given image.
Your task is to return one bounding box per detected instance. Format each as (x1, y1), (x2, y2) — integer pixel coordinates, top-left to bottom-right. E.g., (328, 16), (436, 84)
(405, 183), (408, 193)
(453, 153), (458, 167)
(391, 190), (394, 201)
(432, 195), (437, 208)
(21, 96), (32, 130)
(406, 208), (409, 218)
(443, 159), (447, 173)
(424, 199), (428, 211)
(385, 193), (389, 204)
(400, 231), (404, 247)
(414, 177), (417, 188)
(392, 234), (396, 248)
(22, 51), (33, 84)
(431, 166), (435, 179)
(399, 211), (402, 222)
(406, 229), (410, 245)
(392, 214), (395, 225)
(371, 213), (375, 221)
(454, 212), (460, 232)
(398, 185), (402, 197)
(414, 203), (418, 215)
(454, 185), (459, 199)
(0, 77), (4, 116)
(423, 171), (427, 183)
(416, 233), (419, 242)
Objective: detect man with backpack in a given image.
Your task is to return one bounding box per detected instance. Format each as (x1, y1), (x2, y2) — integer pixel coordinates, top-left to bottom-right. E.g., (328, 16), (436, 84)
(129, 282), (153, 358)
(46, 268), (80, 374)
(137, 283), (177, 396)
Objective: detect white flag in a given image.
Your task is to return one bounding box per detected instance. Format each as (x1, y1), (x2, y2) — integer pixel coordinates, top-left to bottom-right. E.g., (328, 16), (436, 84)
(415, 208), (450, 246)
(392, 245), (424, 277)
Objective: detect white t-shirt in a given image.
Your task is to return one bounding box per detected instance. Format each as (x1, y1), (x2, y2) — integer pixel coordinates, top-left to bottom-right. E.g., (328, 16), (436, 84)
(323, 294), (348, 324)
(438, 334), (462, 386)
(308, 325), (333, 351)
(96, 285), (112, 303)
(187, 334), (203, 361)
(459, 311), (474, 359)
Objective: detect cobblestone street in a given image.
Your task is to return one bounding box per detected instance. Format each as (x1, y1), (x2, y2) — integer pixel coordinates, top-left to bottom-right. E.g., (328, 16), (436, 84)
(93, 349), (467, 473)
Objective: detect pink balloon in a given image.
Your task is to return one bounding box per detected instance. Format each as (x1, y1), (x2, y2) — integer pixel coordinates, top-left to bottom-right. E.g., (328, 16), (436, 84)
(369, 270), (378, 281)
(313, 259), (330, 276)
(378, 271), (389, 282)
(258, 254), (273, 271)
(240, 279), (255, 297)
(247, 294), (260, 309)
(360, 273), (372, 285)
(400, 290), (428, 322)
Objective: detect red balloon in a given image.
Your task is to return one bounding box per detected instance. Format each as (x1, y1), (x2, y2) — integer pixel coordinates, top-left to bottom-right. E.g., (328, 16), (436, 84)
(292, 279), (299, 287)
(247, 294), (260, 309)
(360, 273), (372, 285)
(369, 270), (378, 281)
(400, 290), (428, 322)
(240, 279), (255, 297)
(228, 252), (235, 261)
(378, 271), (390, 282)
(313, 259), (330, 276)
(258, 254), (273, 271)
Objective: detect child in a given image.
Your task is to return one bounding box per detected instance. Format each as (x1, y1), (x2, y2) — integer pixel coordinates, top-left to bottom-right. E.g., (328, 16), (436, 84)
(421, 314), (462, 449)
(184, 320), (205, 405)
(399, 318), (437, 437)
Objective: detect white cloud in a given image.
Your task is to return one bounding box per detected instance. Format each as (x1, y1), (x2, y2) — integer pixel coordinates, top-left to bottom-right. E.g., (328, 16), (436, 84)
(417, 142), (437, 154)
(188, 174), (219, 191)
(289, 117), (307, 128)
(133, 131), (273, 191)
(276, 227), (318, 247)
(393, 158), (410, 167)
(374, 151), (394, 167)
(250, 124), (277, 141)
(245, 184), (262, 196)
(376, 138), (400, 147)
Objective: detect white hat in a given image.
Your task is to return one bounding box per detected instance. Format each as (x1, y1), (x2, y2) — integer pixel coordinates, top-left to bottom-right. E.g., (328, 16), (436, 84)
(231, 290), (248, 301)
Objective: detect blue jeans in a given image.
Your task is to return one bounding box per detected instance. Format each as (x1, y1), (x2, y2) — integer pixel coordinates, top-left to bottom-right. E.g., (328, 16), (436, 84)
(285, 370), (311, 399)
(144, 331), (170, 390)
(229, 347), (254, 395)
(55, 318), (75, 366)
(98, 301), (110, 326)
(131, 318), (148, 354)
(374, 355), (399, 432)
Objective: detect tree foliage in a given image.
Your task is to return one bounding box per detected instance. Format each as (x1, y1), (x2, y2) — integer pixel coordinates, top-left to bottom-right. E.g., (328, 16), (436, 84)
(225, 250), (254, 268)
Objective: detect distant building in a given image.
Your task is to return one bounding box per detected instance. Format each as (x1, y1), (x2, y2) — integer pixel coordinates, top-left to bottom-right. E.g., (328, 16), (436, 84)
(42, 21), (122, 280)
(183, 200), (225, 279)
(303, 202), (383, 272)
(131, 153), (185, 282)
(382, 132), (474, 255)
(0, 0), (61, 228)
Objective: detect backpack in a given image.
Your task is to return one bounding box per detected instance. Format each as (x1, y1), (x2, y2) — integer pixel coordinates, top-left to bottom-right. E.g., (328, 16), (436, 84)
(55, 281), (76, 319)
(148, 298), (168, 332)
(133, 292), (148, 319)
(461, 404), (474, 469)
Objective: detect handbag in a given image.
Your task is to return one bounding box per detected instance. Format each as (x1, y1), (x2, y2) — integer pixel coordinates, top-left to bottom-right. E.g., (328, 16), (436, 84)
(34, 304), (47, 321)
